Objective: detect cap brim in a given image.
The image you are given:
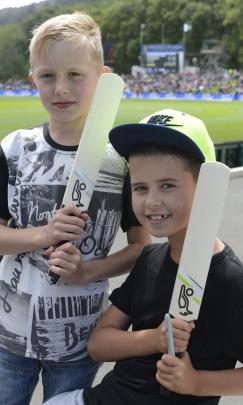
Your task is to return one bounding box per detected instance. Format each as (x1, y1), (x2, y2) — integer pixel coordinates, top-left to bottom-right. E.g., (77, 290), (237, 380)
(109, 123), (205, 162)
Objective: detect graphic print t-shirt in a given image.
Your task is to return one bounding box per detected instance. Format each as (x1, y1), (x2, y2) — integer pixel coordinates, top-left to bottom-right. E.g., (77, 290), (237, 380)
(0, 124), (134, 361)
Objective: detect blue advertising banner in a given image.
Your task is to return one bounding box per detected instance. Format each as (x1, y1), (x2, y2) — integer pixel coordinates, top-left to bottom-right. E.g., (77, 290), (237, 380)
(123, 90), (243, 102)
(0, 89), (242, 102)
(0, 89), (38, 96)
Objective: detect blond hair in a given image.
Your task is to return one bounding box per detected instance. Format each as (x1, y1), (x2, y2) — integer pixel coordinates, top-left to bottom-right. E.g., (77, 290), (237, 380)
(29, 12), (104, 70)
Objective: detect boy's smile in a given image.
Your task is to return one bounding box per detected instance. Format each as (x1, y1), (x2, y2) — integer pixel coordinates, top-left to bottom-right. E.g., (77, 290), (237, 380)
(130, 153), (196, 251)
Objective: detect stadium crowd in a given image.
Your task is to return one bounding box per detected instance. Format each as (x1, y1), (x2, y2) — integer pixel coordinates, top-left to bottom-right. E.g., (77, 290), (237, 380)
(1, 69), (243, 95)
(122, 69), (243, 95)
(0, 78), (32, 92)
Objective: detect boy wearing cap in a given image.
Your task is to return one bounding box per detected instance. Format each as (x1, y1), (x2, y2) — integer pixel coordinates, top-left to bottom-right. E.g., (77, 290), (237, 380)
(45, 109), (243, 405)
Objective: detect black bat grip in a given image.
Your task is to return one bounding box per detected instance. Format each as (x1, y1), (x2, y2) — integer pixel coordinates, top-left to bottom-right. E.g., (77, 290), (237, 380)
(49, 270), (60, 285)
(48, 240), (67, 284)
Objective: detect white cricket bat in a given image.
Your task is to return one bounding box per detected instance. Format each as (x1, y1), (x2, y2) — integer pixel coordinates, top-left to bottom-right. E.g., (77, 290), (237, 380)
(49, 73), (125, 284)
(169, 161), (230, 321)
(160, 162), (230, 396)
(62, 72), (125, 209)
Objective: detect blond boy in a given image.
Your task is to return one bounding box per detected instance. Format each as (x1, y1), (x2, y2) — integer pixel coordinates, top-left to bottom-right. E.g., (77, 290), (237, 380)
(0, 12), (149, 403)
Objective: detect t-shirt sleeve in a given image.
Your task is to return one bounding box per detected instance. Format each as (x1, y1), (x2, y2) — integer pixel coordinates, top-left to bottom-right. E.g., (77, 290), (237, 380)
(109, 269), (134, 316)
(109, 245), (156, 316)
(120, 171), (140, 232)
(0, 145), (10, 220)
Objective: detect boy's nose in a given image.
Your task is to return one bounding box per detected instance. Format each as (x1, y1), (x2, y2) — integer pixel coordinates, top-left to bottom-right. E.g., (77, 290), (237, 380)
(55, 79), (68, 95)
(145, 191), (162, 208)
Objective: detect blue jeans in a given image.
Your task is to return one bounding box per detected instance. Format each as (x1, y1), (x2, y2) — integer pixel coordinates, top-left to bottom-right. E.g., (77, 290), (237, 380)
(0, 348), (99, 404)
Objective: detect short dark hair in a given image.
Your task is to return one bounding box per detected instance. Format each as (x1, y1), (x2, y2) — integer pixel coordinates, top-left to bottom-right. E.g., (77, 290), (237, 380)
(128, 143), (201, 181)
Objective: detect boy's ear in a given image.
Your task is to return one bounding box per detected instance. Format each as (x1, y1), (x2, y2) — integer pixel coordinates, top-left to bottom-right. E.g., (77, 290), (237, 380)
(101, 65), (111, 74)
(29, 72), (37, 88)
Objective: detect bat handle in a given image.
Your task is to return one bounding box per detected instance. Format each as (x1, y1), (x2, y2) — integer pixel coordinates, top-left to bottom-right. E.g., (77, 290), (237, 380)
(48, 240), (67, 285)
(48, 270), (60, 284)
(48, 210), (87, 284)
(160, 313), (175, 397)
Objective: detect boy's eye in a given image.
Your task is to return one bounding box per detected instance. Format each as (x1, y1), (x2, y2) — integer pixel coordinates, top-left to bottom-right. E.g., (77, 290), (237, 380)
(40, 73), (53, 79)
(161, 183), (175, 190)
(69, 72), (82, 77)
(132, 185), (147, 193)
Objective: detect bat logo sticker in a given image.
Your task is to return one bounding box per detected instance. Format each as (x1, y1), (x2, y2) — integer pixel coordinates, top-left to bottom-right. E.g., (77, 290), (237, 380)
(178, 284), (193, 316)
(72, 179), (86, 208)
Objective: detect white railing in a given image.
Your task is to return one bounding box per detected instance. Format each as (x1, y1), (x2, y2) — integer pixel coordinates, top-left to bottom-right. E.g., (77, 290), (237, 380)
(230, 166), (243, 178)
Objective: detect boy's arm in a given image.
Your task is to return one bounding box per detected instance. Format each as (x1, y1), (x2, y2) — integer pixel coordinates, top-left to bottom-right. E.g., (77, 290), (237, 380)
(0, 219), (50, 254)
(0, 204), (87, 255)
(47, 225), (151, 284)
(87, 305), (192, 362)
(195, 367), (243, 396)
(156, 352), (243, 396)
(88, 303), (160, 361)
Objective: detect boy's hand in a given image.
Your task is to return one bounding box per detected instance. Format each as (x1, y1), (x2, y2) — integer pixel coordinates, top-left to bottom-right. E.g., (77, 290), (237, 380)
(44, 204), (88, 247)
(156, 351), (200, 395)
(155, 318), (194, 354)
(46, 242), (85, 284)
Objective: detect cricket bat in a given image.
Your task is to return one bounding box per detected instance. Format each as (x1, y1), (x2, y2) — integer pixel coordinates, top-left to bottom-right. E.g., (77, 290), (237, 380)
(168, 161), (230, 321)
(160, 161), (230, 396)
(49, 73), (125, 284)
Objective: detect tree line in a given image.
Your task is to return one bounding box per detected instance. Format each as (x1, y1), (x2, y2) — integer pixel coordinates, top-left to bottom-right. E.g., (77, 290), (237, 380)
(0, 0), (242, 80)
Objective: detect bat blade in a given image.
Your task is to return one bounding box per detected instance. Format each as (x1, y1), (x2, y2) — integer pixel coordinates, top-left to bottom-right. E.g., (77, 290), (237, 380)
(62, 73), (125, 209)
(169, 161), (230, 321)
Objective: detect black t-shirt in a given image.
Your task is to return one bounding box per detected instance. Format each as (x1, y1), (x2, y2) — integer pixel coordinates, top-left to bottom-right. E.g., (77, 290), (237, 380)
(84, 243), (243, 405)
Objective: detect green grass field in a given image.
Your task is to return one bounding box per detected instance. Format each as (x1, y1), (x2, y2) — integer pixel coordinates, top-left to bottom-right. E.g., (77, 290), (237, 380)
(0, 96), (243, 143)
